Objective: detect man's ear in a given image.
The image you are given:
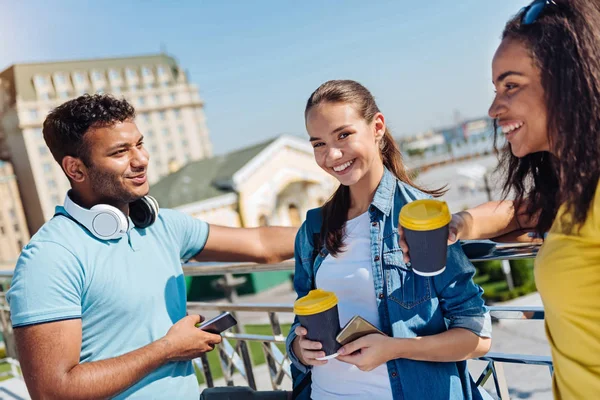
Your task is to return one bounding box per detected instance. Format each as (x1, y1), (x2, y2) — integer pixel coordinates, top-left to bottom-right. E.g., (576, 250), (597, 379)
(62, 156), (87, 183)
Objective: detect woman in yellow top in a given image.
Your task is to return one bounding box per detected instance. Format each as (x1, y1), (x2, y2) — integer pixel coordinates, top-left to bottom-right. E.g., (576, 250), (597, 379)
(399, 0), (600, 398)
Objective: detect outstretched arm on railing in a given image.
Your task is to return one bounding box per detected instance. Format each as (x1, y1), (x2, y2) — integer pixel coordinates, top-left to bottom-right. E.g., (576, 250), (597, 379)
(399, 199), (540, 263)
(194, 225), (298, 264)
(456, 200), (539, 241)
(14, 315), (221, 400)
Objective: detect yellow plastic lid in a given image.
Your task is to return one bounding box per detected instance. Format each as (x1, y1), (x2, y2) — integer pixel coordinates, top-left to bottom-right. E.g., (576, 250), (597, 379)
(293, 289), (338, 316)
(399, 199), (451, 231)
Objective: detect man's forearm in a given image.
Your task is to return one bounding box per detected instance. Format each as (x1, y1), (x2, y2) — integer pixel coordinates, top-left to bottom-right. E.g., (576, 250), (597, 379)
(391, 328), (491, 362)
(258, 226), (298, 263)
(46, 339), (171, 400)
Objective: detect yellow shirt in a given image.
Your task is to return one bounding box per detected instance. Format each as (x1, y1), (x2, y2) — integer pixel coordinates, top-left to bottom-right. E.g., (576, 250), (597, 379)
(535, 181), (600, 399)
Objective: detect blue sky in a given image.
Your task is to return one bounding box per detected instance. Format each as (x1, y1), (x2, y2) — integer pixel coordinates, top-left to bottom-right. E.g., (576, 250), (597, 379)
(1, 0), (530, 155)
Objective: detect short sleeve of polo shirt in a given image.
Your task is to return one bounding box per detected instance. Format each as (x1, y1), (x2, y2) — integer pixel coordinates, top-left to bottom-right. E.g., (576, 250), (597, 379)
(6, 241), (84, 328)
(159, 209), (210, 262)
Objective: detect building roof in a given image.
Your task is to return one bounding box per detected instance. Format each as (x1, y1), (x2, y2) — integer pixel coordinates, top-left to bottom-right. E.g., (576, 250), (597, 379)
(0, 53), (180, 102)
(150, 137), (278, 209)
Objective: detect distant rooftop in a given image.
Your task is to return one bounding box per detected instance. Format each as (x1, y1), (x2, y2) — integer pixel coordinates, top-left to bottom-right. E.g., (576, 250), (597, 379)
(150, 137), (278, 209)
(0, 53), (181, 102)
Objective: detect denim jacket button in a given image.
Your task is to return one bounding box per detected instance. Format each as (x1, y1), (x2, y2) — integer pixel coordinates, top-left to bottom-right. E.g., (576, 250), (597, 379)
(374, 255), (380, 261)
(378, 293), (384, 299)
(369, 206), (375, 212)
(371, 222), (377, 227)
(391, 372), (398, 378)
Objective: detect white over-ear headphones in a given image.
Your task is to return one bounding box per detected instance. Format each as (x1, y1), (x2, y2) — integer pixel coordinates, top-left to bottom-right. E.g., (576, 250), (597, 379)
(62, 190), (159, 240)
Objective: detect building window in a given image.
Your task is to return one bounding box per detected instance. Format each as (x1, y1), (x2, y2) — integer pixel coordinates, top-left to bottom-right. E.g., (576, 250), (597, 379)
(34, 75), (47, 86)
(39, 145), (47, 155)
(258, 215), (269, 227)
(167, 142), (174, 150)
(142, 67), (152, 77)
(47, 179), (57, 188)
(170, 93), (177, 103)
(92, 70), (103, 81)
(288, 204), (301, 227)
(145, 83), (154, 90)
(146, 129), (154, 138)
(174, 109), (181, 119)
(109, 69), (120, 80)
(143, 113), (151, 122)
(159, 111), (166, 120)
(74, 72), (85, 83)
(151, 145), (158, 154)
(138, 96), (146, 106)
(126, 68), (137, 78)
(52, 195), (61, 205)
(39, 92), (50, 100)
(178, 125), (185, 134)
(181, 139), (188, 147)
(155, 95), (161, 105)
(59, 90), (69, 99)
(43, 163), (52, 173)
(55, 74), (66, 84)
(162, 128), (169, 137)
(157, 65), (167, 76)
(34, 129), (43, 139)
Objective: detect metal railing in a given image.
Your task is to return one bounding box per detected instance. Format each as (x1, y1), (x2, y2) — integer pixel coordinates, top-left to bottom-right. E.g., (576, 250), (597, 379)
(0, 242), (549, 400)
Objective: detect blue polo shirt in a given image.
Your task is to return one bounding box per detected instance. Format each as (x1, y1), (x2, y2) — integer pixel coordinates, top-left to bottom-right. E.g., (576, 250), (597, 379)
(6, 206), (210, 399)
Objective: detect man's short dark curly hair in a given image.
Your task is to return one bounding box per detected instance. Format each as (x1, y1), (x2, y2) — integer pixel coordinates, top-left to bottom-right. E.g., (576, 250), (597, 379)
(43, 94), (136, 166)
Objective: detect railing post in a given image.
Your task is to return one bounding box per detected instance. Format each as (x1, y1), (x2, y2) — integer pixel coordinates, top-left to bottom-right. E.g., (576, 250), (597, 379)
(265, 311), (287, 389)
(213, 273), (257, 389)
(491, 362), (511, 400)
(501, 259), (515, 291)
(198, 355), (214, 388)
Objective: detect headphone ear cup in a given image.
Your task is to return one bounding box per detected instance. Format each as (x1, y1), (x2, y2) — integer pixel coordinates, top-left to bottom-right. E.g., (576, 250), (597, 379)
(146, 195), (159, 218)
(89, 204), (129, 239)
(130, 197), (155, 228)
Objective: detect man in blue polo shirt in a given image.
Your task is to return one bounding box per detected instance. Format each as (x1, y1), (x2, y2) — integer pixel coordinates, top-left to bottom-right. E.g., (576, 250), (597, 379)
(6, 94), (297, 399)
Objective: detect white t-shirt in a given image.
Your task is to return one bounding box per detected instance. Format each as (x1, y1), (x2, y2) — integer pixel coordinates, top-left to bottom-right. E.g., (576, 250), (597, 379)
(311, 211), (393, 400)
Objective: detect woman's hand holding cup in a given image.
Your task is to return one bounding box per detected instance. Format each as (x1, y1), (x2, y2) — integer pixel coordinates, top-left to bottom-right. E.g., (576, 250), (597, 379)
(293, 326), (328, 366)
(398, 211), (465, 264)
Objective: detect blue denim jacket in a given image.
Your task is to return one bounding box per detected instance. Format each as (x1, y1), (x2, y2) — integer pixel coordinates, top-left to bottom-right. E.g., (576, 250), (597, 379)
(286, 168), (492, 400)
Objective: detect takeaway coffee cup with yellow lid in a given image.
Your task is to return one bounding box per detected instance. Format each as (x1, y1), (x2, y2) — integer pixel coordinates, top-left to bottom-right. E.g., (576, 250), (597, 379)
(293, 289), (341, 360)
(399, 199), (452, 276)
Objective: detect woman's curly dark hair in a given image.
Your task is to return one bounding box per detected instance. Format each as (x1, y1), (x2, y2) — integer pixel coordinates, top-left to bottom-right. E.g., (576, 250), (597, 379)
(43, 94), (135, 167)
(494, 0), (600, 235)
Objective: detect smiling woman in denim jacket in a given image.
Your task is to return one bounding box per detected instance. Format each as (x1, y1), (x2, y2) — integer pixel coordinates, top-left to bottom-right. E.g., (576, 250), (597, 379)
(285, 80), (493, 400)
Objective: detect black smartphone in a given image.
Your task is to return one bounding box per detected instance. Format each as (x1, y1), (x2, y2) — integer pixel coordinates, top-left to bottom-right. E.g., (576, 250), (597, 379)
(199, 312), (238, 334)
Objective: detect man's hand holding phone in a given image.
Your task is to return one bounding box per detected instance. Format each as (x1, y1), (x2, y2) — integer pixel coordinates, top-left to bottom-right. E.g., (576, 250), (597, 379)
(162, 314), (223, 362)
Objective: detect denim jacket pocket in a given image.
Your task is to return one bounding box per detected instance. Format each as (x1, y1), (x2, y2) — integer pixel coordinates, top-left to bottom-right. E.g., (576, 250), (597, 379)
(384, 250), (432, 309)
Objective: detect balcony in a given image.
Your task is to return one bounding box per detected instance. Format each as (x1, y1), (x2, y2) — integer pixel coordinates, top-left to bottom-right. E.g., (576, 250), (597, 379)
(0, 242), (550, 400)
